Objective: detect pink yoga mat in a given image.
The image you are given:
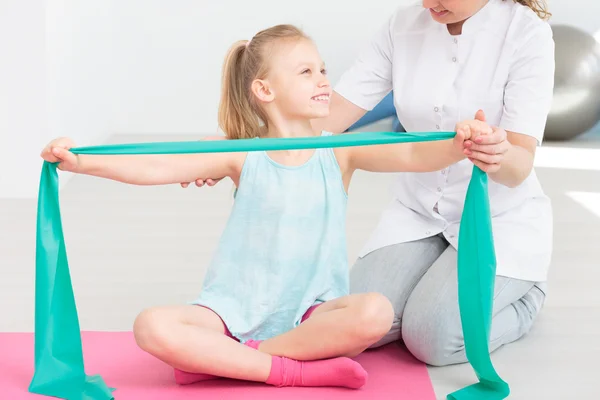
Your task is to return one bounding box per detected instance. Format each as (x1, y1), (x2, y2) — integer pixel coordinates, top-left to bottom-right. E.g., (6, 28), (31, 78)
(1, 331), (435, 399)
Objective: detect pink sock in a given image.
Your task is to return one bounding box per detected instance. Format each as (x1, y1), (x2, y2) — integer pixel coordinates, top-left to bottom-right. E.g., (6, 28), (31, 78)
(244, 339), (262, 350)
(266, 356), (367, 389)
(174, 340), (367, 389)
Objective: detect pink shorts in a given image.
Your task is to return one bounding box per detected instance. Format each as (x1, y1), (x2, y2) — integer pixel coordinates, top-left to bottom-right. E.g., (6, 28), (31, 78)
(199, 303), (323, 342)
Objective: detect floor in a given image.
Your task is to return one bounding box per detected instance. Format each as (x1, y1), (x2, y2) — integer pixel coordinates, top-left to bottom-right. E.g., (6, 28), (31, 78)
(1, 131), (599, 399)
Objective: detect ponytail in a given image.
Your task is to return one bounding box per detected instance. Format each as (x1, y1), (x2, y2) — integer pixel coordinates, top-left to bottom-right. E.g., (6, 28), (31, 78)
(218, 41), (264, 139)
(217, 25), (309, 139)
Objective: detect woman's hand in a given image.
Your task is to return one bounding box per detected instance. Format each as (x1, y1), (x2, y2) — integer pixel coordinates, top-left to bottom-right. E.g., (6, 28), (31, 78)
(456, 110), (511, 173)
(40, 137), (80, 172)
(180, 135), (227, 188)
(463, 126), (510, 173)
(453, 109), (492, 160)
(181, 177), (221, 188)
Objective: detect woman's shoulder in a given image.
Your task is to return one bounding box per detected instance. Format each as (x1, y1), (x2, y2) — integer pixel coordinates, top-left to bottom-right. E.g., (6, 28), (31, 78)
(496, 0), (553, 44)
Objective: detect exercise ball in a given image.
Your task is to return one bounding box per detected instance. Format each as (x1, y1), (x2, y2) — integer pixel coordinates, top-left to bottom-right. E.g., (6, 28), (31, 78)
(545, 24), (600, 141)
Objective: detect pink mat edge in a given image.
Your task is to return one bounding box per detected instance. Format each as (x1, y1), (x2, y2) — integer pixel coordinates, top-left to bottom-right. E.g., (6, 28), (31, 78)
(0, 331), (436, 400)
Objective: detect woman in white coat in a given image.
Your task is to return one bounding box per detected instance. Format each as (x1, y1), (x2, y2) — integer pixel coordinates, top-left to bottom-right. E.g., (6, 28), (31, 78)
(186, 0), (555, 367)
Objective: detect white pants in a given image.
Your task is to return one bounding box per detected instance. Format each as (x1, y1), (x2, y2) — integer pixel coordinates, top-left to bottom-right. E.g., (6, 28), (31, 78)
(349, 234), (547, 367)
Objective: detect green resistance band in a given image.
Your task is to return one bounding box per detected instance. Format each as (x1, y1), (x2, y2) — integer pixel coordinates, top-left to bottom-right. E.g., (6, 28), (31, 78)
(29, 131), (509, 400)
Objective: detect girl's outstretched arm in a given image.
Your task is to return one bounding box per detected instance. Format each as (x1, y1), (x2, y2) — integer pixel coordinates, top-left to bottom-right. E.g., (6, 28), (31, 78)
(343, 115), (493, 174)
(41, 137), (245, 186)
(346, 139), (465, 173)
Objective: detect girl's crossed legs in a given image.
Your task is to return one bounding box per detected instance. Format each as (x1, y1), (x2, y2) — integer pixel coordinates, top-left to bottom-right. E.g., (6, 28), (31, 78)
(257, 292), (393, 359)
(133, 292), (393, 389)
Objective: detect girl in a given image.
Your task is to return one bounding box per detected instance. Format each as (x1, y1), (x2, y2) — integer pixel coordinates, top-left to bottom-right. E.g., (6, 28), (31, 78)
(41, 24), (490, 390)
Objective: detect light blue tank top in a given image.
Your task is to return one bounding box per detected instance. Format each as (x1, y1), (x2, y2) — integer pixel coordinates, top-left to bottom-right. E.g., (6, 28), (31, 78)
(192, 132), (349, 343)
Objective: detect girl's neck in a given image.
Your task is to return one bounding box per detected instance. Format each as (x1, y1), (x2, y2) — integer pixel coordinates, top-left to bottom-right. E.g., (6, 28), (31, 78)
(262, 117), (320, 160)
(263, 118), (319, 139)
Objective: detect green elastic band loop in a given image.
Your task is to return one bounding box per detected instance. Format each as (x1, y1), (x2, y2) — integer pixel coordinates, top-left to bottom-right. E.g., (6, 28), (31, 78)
(29, 131), (509, 399)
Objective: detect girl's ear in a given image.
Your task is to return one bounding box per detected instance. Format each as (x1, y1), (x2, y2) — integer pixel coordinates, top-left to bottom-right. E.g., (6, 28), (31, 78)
(251, 79), (275, 104)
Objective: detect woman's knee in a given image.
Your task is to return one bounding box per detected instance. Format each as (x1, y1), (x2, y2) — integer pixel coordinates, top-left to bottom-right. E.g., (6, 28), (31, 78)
(403, 319), (460, 366)
(352, 292), (395, 344)
(401, 287), (546, 367)
(401, 300), (463, 367)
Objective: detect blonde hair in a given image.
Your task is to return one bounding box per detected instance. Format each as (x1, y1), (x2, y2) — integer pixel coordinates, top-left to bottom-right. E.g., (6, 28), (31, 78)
(217, 24), (309, 139)
(506, 0), (551, 20)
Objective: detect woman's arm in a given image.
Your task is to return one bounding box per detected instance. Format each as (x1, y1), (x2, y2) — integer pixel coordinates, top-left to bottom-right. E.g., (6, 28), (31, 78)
(313, 11), (397, 135)
(465, 128), (536, 188)
(465, 23), (555, 187)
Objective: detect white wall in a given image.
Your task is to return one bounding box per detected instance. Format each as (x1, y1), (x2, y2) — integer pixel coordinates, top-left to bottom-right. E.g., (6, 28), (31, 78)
(106, 0), (405, 135)
(2, 0), (600, 198)
(45, 0), (115, 171)
(0, 2), (47, 198)
(547, 0), (599, 34)
(1, 0), (116, 198)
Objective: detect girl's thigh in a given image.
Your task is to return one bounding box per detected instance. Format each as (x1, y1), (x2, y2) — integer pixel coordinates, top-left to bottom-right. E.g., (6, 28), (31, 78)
(134, 304), (229, 341)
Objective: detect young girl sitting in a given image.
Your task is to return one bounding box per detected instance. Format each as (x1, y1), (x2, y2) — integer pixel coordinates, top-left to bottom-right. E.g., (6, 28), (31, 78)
(41, 24), (490, 390)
